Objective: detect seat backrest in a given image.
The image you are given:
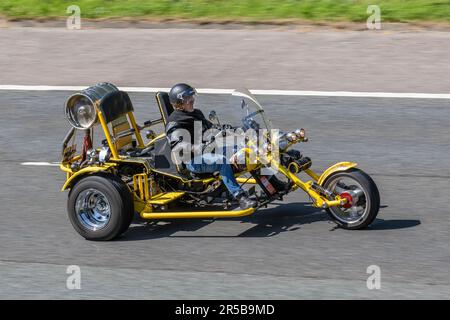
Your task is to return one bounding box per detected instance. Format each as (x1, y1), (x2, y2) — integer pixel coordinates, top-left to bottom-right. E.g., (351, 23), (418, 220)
(153, 135), (190, 179)
(99, 91), (134, 123)
(99, 91), (136, 151)
(155, 92), (174, 125)
(111, 116), (133, 151)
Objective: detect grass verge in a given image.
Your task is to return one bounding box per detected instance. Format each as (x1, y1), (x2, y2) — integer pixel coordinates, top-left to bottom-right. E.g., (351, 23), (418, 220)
(1, 0), (449, 23)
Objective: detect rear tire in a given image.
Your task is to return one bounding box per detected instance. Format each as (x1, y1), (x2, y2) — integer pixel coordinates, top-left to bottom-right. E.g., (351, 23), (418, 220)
(67, 174), (133, 241)
(322, 168), (380, 230)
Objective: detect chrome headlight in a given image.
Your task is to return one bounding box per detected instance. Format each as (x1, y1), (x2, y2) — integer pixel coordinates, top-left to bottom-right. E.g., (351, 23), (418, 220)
(286, 132), (297, 142)
(64, 83), (119, 129)
(65, 94), (97, 129)
(294, 128), (305, 139)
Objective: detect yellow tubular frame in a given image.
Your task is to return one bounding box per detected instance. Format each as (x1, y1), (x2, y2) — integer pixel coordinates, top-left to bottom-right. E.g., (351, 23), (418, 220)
(236, 177), (257, 184)
(145, 133), (166, 147)
(304, 168), (320, 181)
(140, 207), (255, 219)
(60, 163), (117, 191)
(98, 111), (119, 160)
(98, 110), (146, 159)
(272, 160), (355, 209)
(133, 173), (149, 201)
(127, 111), (144, 148)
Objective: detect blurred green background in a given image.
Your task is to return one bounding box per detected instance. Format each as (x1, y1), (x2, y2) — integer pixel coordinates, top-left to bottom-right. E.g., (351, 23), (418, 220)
(1, 0), (449, 22)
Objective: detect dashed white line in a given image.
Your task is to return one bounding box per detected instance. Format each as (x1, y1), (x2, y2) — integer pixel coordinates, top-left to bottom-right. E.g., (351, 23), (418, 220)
(21, 162), (60, 166)
(1, 85), (450, 99)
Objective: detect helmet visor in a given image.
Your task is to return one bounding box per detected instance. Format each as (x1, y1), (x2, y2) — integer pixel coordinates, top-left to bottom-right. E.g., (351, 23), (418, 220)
(183, 94), (196, 105)
(177, 88), (197, 104)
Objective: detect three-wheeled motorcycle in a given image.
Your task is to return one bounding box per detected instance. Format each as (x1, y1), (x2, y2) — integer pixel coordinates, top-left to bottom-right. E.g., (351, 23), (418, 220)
(60, 83), (380, 240)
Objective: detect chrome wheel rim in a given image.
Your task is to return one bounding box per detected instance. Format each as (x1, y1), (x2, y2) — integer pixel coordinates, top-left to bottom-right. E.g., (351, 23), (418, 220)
(75, 188), (111, 231)
(326, 177), (369, 225)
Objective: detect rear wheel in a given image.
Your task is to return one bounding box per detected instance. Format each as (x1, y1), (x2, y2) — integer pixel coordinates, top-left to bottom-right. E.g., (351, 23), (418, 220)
(67, 174), (133, 240)
(322, 168), (380, 230)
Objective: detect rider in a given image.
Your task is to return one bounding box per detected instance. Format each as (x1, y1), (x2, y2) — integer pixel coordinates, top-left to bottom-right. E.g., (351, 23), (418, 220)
(165, 83), (257, 210)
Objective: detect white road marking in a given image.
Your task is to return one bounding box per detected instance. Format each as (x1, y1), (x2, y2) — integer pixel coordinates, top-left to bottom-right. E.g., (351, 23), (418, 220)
(250, 90), (450, 99)
(1, 85), (450, 99)
(0, 85), (88, 91)
(21, 162), (60, 166)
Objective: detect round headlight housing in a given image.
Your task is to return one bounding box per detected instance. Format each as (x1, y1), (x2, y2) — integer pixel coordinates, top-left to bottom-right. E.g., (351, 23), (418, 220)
(65, 94), (97, 129)
(286, 132), (297, 142)
(294, 128), (305, 139)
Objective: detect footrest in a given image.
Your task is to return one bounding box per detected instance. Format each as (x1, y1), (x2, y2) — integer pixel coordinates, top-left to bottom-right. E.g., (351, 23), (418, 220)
(148, 192), (185, 205)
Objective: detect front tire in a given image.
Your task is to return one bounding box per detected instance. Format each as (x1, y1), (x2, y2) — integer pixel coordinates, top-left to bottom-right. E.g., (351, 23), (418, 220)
(322, 168), (380, 230)
(67, 174), (133, 241)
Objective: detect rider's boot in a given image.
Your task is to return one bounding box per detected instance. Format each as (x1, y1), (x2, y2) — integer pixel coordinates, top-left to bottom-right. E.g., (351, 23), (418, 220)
(236, 192), (258, 210)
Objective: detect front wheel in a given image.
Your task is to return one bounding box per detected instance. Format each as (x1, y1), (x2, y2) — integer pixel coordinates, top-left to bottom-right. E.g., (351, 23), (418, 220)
(322, 168), (380, 230)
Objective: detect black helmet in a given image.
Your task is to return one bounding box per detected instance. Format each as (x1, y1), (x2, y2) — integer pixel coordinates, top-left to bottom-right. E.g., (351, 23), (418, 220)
(169, 83), (197, 107)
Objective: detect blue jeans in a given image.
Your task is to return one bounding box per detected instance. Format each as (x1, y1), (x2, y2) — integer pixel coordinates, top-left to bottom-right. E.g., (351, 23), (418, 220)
(186, 153), (243, 198)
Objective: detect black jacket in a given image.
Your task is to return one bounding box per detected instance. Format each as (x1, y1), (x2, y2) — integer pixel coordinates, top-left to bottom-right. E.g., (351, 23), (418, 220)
(165, 109), (213, 152)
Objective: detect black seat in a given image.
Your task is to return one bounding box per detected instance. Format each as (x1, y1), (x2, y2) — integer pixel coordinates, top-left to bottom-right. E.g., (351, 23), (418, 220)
(153, 136), (179, 174)
(153, 135), (195, 180)
(153, 92), (184, 177)
(155, 92), (174, 125)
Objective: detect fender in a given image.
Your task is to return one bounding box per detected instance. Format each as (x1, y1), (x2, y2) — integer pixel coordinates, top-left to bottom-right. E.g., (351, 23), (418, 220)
(317, 162), (358, 186)
(60, 163), (117, 191)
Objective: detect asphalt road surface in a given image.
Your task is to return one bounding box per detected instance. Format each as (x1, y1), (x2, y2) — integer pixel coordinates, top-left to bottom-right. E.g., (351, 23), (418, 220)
(0, 90), (449, 299)
(1, 27), (450, 93)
